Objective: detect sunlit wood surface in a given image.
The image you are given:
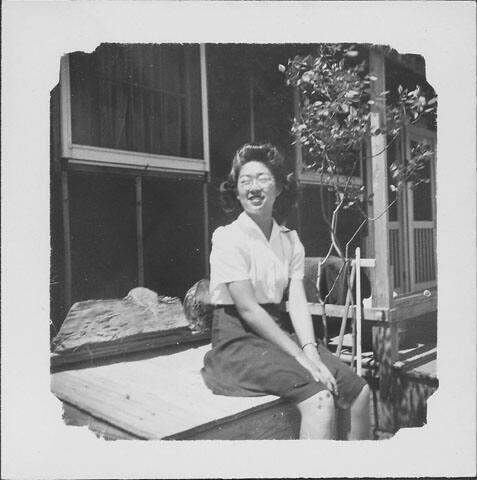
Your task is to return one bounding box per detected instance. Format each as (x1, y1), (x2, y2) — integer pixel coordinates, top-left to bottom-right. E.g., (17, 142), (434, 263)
(51, 344), (299, 440)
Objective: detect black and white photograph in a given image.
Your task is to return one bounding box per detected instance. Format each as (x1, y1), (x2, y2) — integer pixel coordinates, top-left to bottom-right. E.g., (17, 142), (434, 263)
(2, 1), (476, 478)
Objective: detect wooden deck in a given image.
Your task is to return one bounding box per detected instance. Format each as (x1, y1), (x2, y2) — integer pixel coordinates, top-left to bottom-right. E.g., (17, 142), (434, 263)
(51, 344), (300, 440)
(51, 332), (438, 440)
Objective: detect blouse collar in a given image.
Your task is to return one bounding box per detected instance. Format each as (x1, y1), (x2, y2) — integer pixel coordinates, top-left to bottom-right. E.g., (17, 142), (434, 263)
(237, 211), (290, 243)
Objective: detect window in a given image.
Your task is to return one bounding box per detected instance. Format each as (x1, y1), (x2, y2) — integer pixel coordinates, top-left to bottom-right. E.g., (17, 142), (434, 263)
(61, 44), (209, 173)
(387, 127), (437, 294)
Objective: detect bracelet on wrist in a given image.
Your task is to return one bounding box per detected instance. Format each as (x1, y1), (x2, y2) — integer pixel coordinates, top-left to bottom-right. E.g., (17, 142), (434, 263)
(301, 341), (318, 350)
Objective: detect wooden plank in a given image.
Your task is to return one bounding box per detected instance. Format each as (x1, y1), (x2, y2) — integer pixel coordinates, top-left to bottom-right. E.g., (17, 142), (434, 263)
(249, 71), (255, 142)
(203, 181), (210, 278)
(390, 292), (437, 322)
(293, 302), (386, 322)
(78, 368), (223, 430)
(51, 345), (284, 440)
(52, 372), (178, 439)
(88, 354), (246, 420)
(200, 44), (211, 177)
(393, 347), (437, 371)
(50, 330), (210, 371)
(68, 144), (206, 173)
(394, 288), (436, 308)
(67, 160), (204, 181)
(356, 247), (363, 375)
(364, 137), (375, 260)
(184, 47), (193, 157)
(61, 170), (72, 309)
(166, 400), (300, 440)
(60, 54), (72, 158)
(412, 358), (437, 379)
(351, 258), (375, 268)
(293, 88), (303, 237)
(369, 46), (392, 312)
(62, 401), (141, 440)
(135, 176), (144, 286)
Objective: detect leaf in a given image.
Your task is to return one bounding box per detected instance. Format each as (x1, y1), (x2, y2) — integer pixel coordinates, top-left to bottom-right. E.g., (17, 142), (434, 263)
(428, 97), (438, 105)
(278, 64), (286, 73)
(345, 50), (359, 57)
(368, 75), (378, 81)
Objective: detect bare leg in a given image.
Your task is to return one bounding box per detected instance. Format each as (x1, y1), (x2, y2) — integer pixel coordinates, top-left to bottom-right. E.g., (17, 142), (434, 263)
(337, 384), (371, 440)
(296, 390), (336, 439)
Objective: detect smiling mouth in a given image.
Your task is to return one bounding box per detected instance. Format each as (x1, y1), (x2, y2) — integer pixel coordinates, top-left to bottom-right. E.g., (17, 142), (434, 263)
(248, 195), (264, 204)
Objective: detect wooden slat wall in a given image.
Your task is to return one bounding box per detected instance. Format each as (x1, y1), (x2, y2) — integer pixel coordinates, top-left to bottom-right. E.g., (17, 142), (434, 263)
(414, 227), (435, 283)
(389, 226), (401, 289)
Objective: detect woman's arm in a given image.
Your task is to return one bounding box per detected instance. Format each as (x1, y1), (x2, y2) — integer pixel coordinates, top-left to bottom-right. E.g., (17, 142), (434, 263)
(227, 280), (303, 359)
(227, 279), (336, 390)
(288, 278), (338, 395)
(287, 277), (317, 348)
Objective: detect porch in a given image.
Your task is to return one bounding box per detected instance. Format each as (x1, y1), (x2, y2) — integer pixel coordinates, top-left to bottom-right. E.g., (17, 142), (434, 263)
(51, 317), (437, 440)
(49, 43), (438, 440)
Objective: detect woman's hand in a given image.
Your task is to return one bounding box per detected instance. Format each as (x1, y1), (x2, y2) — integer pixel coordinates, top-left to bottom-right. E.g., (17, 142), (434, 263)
(295, 348), (338, 396)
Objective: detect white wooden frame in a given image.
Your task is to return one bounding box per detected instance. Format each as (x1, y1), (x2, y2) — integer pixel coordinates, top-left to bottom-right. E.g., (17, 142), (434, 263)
(406, 126), (437, 292)
(58, 45), (212, 311)
(60, 45), (210, 174)
(292, 88), (363, 188)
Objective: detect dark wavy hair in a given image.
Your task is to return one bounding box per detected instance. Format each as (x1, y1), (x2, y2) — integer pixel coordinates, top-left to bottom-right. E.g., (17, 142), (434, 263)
(220, 143), (298, 225)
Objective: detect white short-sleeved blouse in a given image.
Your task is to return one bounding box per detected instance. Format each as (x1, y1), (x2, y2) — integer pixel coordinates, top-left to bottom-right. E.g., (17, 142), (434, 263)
(209, 211), (305, 305)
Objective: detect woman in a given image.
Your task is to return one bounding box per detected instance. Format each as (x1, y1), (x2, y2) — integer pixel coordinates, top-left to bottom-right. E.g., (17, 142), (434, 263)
(201, 143), (371, 440)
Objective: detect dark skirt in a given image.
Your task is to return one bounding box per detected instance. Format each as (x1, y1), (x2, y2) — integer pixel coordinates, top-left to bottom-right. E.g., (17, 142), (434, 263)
(201, 304), (367, 405)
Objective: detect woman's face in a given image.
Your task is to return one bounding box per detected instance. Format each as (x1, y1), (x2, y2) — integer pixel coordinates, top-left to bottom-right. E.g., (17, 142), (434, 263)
(236, 161), (281, 218)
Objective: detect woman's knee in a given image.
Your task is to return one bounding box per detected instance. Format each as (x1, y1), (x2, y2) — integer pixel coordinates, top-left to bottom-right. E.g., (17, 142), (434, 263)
(353, 384), (370, 409)
(298, 389), (335, 418)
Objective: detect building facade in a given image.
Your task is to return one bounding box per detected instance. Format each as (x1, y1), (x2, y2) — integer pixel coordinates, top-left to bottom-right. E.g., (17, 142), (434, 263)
(50, 43), (437, 357)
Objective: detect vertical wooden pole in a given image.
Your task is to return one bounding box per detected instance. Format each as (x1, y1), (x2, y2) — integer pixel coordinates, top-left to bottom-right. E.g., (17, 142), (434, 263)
(364, 137), (375, 261)
(60, 55), (72, 159)
(203, 180), (210, 278)
(200, 44), (211, 277)
(369, 46), (392, 312)
(249, 72), (255, 142)
(61, 170), (72, 309)
(184, 47), (193, 157)
(356, 247), (362, 376)
(136, 176), (144, 286)
(369, 47), (398, 432)
(401, 126), (411, 293)
(200, 44), (211, 181)
(293, 87), (303, 235)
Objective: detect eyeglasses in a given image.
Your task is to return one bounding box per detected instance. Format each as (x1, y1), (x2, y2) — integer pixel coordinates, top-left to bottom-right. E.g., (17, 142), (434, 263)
(238, 175), (274, 188)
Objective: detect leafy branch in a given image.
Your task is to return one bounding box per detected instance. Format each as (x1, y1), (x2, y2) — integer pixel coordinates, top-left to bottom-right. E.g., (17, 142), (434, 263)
(281, 44), (437, 307)
(281, 44), (437, 265)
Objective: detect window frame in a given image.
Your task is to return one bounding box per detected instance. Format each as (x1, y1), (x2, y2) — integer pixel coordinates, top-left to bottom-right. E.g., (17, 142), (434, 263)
(60, 44), (210, 175)
(292, 89), (364, 189)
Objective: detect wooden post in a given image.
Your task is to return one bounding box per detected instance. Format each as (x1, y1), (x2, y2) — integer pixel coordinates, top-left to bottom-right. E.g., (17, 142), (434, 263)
(184, 47), (193, 157)
(136, 176), (144, 286)
(369, 46), (392, 312)
(203, 180), (210, 278)
(356, 247), (362, 376)
(60, 55), (72, 158)
(369, 47), (399, 432)
(200, 44), (211, 181)
(249, 72), (255, 142)
(61, 170), (72, 309)
(199, 44), (211, 278)
(293, 87), (303, 235)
